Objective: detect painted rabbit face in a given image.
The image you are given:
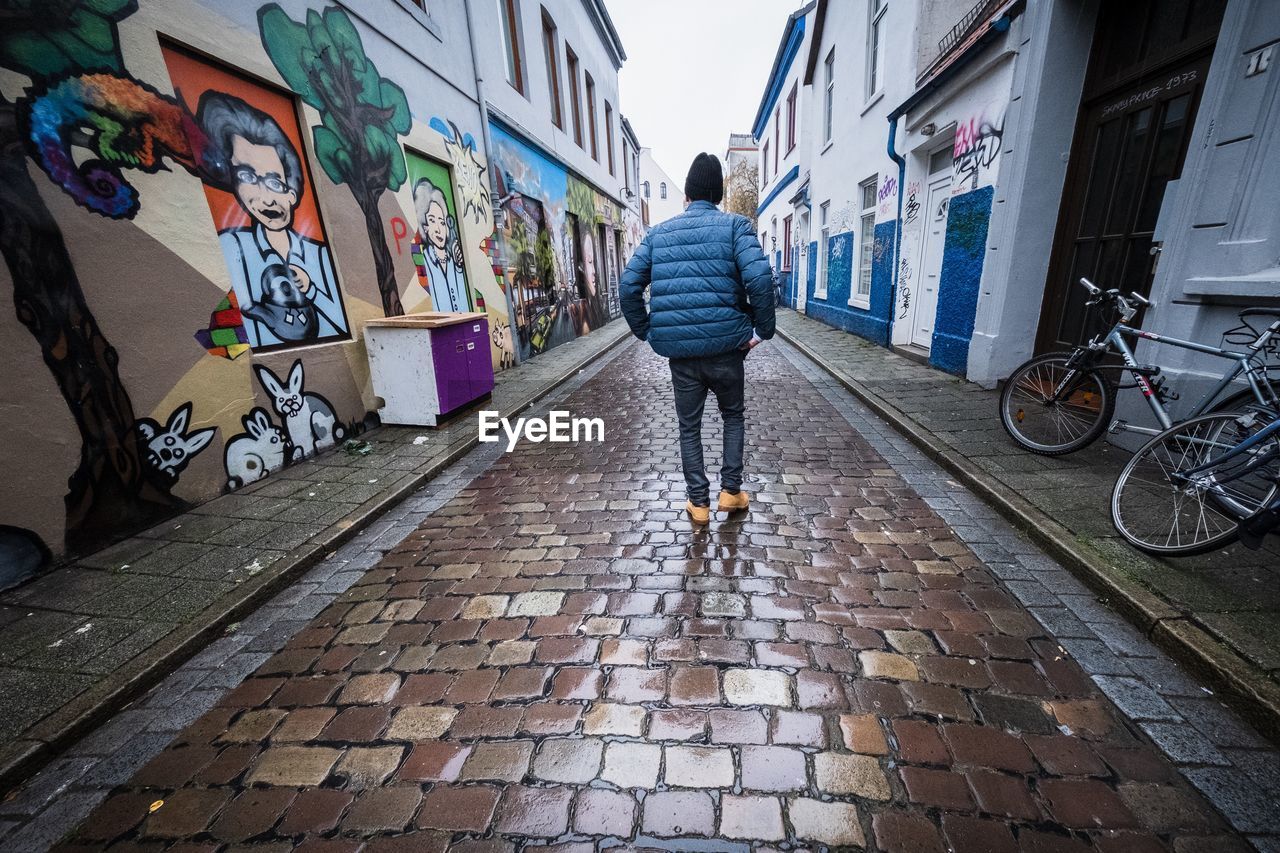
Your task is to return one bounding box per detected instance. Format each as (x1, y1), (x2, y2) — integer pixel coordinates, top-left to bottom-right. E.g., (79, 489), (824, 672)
(137, 403), (215, 479)
(256, 361), (307, 419)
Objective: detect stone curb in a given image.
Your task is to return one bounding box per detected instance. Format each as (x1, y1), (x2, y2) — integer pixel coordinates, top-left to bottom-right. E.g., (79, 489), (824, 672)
(0, 324), (632, 795)
(777, 326), (1280, 743)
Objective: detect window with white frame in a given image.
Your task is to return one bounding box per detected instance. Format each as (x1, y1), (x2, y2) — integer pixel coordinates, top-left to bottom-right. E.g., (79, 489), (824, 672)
(498, 0), (525, 96)
(852, 178), (876, 306)
(866, 0), (886, 101)
(816, 200), (830, 297)
(823, 49), (835, 144)
(762, 140), (770, 185)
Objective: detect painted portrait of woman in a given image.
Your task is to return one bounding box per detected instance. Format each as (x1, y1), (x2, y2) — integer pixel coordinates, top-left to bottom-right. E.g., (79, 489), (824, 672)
(412, 177), (472, 313)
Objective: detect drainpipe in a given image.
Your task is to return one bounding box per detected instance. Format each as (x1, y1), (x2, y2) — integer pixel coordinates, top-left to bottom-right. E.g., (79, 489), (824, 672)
(886, 115), (906, 347)
(463, 0), (523, 365)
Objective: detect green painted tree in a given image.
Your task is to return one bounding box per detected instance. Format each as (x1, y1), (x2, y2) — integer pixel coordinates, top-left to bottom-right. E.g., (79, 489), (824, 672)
(259, 3), (412, 317)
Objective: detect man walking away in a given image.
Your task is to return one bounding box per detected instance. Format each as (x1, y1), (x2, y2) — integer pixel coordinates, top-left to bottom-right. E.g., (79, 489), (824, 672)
(620, 153), (776, 524)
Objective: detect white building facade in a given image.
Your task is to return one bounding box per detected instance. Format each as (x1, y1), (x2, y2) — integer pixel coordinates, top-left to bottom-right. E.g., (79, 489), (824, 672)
(752, 3), (815, 309)
(639, 147), (687, 224)
(756, 0), (1275, 393)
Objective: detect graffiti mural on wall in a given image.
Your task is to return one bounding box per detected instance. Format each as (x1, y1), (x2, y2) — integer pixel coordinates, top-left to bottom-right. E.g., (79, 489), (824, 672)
(406, 150), (474, 313)
(953, 101), (1005, 195)
(431, 117), (490, 226)
(28, 71), (199, 219)
(136, 403), (216, 487)
(258, 3), (411, 318)
(0, 0), (203, 552)
(162, 45), (351, 350)
(488, 121), (622, 360)
(225, 360), (348, 489)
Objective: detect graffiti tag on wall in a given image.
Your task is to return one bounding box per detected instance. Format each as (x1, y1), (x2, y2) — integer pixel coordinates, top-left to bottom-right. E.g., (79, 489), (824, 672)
(903, 181), (922, 226)
(952, 101), (1005, 195)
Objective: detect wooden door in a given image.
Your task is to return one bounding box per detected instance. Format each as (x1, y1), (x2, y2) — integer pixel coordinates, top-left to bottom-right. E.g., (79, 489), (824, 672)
(1035, 0), (1225, 352)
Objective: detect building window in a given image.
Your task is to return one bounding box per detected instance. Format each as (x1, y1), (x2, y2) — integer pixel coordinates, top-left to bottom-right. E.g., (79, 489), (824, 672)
(823, 49), (835, 144)
(774, 107), (780, 173)
(852, 178), (876, 305)
(771, 217), (778, 256)
(499, 0), (525, 95)
(762, 140), (770, 184)
(785, 83), (797, 152)
(660, 182), (667, 199)
(605, 101), (615, 176)
(566, 44), (583, 147)
(622, 138), (630, 191)
(585, 72), (598, 161)
(817, 200), (830, 297)
(782, 215), (792, 270)
(867, 0), (886, 100)
(643, 180), (650, 198)
(541, 9), (562, 128)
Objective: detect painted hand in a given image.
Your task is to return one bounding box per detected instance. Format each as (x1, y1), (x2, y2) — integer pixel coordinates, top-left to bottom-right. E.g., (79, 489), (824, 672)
(288, 264), (312, 294)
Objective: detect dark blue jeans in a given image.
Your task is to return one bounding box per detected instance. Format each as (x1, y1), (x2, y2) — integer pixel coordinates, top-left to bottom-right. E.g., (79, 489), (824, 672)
(669, 349), (746, 506)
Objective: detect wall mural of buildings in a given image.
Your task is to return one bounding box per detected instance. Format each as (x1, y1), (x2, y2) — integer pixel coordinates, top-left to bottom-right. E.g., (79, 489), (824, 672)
(488, 121), (624, 362)
(0, 0), (517, 568)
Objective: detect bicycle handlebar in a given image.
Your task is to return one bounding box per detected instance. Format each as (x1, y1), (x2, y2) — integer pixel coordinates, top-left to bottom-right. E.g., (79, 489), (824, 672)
(1076, 278), (1151, 318)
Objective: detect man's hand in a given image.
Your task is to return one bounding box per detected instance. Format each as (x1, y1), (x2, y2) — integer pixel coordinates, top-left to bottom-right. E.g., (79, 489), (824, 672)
(740, 336), (762, 356)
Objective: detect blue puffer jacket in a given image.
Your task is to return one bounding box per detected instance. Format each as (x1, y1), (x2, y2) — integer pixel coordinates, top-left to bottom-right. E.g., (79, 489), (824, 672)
(620, 200), (776, 359)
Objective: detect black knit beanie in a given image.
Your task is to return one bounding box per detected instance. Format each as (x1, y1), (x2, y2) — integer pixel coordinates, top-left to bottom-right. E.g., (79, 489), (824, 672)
(684, 152), (724, 204)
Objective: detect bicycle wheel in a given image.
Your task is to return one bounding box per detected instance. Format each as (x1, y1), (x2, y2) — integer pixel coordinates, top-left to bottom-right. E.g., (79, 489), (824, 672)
(1000, 352), (1115, 455)
(1111, 413), (1280, 556)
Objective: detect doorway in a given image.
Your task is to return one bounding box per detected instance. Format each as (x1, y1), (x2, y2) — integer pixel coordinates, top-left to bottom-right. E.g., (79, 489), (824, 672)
(795, 209), (809, 312)
(1036, 0), (1225, 352)
(908, 170), (953, 350)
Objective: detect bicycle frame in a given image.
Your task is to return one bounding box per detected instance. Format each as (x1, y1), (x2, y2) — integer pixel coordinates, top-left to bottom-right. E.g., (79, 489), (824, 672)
(1079, 323), (1277, 438)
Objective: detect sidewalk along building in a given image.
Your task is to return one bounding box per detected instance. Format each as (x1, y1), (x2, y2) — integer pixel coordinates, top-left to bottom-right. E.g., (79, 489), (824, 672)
(758, 0), (1277, 390)
(472, 0), (633, 363)
(0, 0), (531, 572)
(752, 2), (815, 311)
(639, 147), (686, 224)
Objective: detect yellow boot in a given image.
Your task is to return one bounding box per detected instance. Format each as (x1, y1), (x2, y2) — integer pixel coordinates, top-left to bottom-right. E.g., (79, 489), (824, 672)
(686, 501), (710, 525)
(718, 489), (749, 513)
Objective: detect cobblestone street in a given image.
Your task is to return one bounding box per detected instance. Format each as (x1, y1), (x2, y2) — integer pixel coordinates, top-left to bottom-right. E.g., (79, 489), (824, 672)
(24, 341), (1278, 852)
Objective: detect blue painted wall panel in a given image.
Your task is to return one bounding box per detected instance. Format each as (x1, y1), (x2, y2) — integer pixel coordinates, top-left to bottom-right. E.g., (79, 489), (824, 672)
(801, 226), (894, 346)
(930, 186), (993, 375)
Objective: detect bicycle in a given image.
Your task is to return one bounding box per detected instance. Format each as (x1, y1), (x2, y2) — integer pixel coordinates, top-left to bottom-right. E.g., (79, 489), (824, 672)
(999, 279), (1280, 455)
(1111, 407), (1280, 556)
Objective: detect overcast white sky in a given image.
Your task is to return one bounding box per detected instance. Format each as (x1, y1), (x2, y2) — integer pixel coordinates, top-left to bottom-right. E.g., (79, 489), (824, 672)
(604, 0), (805, 185)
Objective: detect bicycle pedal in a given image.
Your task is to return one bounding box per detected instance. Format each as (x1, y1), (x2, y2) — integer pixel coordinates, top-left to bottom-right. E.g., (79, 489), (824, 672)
(1108, 419), (1127, 434)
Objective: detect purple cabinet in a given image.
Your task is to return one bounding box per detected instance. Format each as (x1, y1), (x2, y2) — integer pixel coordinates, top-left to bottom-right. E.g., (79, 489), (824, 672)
(429, 317), (493, 415)
(366, 312), (495, 426)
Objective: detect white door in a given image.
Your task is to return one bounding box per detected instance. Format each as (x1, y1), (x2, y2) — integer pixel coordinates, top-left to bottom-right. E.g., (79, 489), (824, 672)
(909, 173), (951, 349)
(795, 210), (809, 312)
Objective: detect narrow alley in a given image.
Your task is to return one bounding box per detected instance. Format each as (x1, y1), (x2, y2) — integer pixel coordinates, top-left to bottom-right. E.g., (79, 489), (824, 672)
(14, 340), (1274, 852)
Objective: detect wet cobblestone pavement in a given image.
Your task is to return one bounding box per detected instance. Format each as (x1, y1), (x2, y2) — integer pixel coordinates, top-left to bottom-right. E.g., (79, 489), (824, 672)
(29, 342), (1278, 851)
